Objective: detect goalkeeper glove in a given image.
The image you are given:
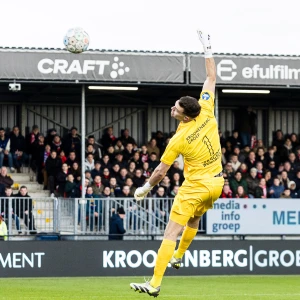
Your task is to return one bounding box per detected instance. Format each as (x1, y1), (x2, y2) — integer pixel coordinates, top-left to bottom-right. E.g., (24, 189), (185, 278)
(134, 182), (153, 201)
(197, 30), (212, 58)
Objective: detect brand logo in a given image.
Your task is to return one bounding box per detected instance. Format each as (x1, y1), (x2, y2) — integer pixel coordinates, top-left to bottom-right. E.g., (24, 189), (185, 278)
(217, 59), (237, 81)
(37, 56), (130, 79)
(201, 92), (210, 100)
(103, 247), (300, 271)
(0, 252), (45, 268)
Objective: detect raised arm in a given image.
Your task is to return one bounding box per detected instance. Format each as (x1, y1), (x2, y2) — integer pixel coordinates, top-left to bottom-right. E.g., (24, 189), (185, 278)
(197, 30), (216, 93)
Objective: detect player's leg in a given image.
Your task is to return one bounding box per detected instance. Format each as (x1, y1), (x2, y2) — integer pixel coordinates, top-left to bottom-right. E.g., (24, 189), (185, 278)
(130, 219), (184, 296)
(171, 215), (200, 268)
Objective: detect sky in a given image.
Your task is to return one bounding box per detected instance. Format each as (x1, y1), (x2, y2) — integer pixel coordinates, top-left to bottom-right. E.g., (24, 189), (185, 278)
(1, 0), (300, 55)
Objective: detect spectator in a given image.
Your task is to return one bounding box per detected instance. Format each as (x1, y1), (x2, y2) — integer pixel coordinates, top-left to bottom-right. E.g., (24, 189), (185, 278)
(108, 177), (121, 197)
(230, 171), (248, 196)
(132, 169), (145, 188)
(0, 214), (7, 241)
(33, 135), (46, 184)
(0, 167), (14, 188)
(129, 151), (142, 169)
(152, 186), (169, 223)
(10, 126), (28, 173)
(256, 147), (267, 168)
(147, 138), (160, 158)
(268, 160), (279, 178)
(122, 143), (135, 162)
(168, 161), (184, 181)
(117, 185), (132, 198)
(294, 170), (300, 191)
(85, 186), (101, 231)
(255, 178), (268, 198)
(288, 181), (300, 198)
(116, 168), (128, 187)
(114, 153), (127, 169)
(268, 178), (284, 198)
(255, 161), (264, 179)
(85, 153), (95, 171)
(101, 168), (111, 186)
(64, 126), (81, 157)
(109, 206), (126, 240)
(283, 161), (295, 179)
(56, 163), (69, 196)
(223, 162), (235, 180)
(219, 129), (226, 148)
(160, 175), (172, 196)
(66, 151), (79, 168)
(290, 133), (299, 151)
(59, 150), (67, 164)
(39, 144), (51, 188)
(64, 174), (79, 198)
(86, 135), (102, 159)
(45, 150), (62, 195)
(118, 128), (136, 146)
(227, 129), (242, 149)
(101, 127), (117, 150)
(238, 163), (248, 178)
(265, 146), (280, 168)
(245, 151), (257, 171)
(91, 175), (104, 196)
(45, 128), (57, 145)
(114, 140), (125, 154)
(25, 125), (40, 170)
(235, 186), (249, 198)
(232, 145), (245, 163)
(142, 162), (151, 178)
(51, 135), (63, 154)
(100, 155), (112, 172)
(279, 170), (290, 190)
(230, 153), (241, 172)
(287, 153), (299, 175)
(246, 168), (259, 198)
(15, 186), (37, 234)
(169, 185), (179, 197)
(280, 189), (291, 199)
(86, 144), (100, 161)
(264, 170), (273, 188)
(140, 145), (149, 163)
(101, 186), (113, 198)
(272, 129), (285, 154)
(220, 184), (233, 198)
(85, 170), (93, 185)
(1, 186), (21, 233)
(110, 163), (120, 178)
(280, 138), (293, 163)
(125, 177), (136, 197)
(91, 161), (102, 179)
(0, 128), (14, 172)
(170, 172), (182, 189)
(253, 139), (267, 153)
(107, 146), (116, 160)
(221, 147), (227, 166)
(127, 161), (137, 179)
(70, 162), (81, 183)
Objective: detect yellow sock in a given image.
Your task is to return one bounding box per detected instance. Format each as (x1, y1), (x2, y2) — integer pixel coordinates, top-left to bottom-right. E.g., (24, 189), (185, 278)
(150, 239), (176, 288)
(174, 226), (198, 259)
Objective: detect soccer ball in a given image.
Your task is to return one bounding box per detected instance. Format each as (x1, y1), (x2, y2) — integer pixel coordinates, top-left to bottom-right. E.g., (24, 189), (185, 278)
(63, 27), (90, 53)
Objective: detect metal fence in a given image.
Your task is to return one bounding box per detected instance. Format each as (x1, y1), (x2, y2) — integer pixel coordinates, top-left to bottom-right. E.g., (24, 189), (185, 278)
(0, 197), (206, 237)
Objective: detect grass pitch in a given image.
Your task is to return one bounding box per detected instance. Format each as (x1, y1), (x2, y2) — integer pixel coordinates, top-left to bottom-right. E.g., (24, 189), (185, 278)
(0, 276), (300, 299)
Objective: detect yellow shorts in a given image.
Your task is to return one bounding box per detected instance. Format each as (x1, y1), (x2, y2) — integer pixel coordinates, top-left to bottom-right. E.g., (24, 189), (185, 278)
(170, 176), (224, 226)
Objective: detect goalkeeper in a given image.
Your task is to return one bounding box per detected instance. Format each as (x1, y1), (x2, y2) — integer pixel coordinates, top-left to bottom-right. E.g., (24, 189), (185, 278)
(130, 31), (224, 297)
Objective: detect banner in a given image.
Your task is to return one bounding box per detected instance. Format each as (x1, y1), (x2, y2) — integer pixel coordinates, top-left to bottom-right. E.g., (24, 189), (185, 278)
(0, 50), (185, 83)
(207, 199), (300, 235)
(0, 240), (299, 277)
(190, 55), (300, 85)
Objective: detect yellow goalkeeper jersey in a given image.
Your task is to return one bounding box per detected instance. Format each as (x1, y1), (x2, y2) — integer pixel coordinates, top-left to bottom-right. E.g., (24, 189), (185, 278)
(161, 90), (222, 180)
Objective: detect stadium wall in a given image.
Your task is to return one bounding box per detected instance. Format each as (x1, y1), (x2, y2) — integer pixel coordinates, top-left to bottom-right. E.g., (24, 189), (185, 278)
(1, 241), (299, 277)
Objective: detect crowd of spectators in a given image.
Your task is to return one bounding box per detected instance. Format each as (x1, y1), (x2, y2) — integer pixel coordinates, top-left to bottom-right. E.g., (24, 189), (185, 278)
(220, 129), (300, 199)
(2, 122), (300, 202)
(0, 125), (181, 201)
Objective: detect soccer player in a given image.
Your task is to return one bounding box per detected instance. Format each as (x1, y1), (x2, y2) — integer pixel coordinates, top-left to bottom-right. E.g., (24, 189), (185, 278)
(130, 31), (224, 297)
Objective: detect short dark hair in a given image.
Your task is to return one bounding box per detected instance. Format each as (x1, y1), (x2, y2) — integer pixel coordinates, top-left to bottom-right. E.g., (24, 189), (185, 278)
(178, 96), (201, 119)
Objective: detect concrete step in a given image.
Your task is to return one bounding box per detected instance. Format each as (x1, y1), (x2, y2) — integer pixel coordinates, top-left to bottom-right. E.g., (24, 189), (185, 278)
(12, 182), (44, 192)
(10, 173), (32, 182)
(30, 191), (51, 198)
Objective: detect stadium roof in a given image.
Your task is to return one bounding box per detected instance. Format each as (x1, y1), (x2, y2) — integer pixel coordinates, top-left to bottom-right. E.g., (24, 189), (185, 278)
(0, 46), (299, 57)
